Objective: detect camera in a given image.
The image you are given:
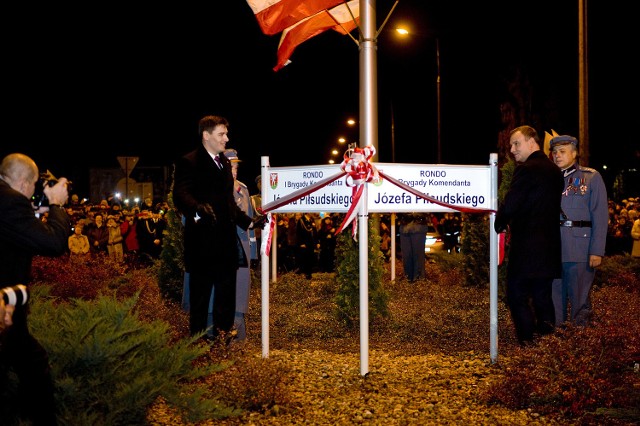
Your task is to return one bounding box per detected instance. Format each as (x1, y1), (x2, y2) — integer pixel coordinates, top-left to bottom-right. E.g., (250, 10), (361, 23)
(1, 285), (29, 306)
(31, 170), (71, 208)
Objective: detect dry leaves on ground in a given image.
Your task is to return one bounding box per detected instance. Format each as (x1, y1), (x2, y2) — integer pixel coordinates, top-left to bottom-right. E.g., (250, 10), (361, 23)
(148, 262), (574, 425)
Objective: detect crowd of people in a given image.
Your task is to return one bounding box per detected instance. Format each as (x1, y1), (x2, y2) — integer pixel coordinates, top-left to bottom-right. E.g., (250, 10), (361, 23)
(53, 196), (169, 266)
(274, 212), (338, 276)
(607, 197), (640, 256)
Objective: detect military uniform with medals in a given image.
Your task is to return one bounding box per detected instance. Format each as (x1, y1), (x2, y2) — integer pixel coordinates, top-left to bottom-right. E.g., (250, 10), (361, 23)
(551, 135), (608, 326)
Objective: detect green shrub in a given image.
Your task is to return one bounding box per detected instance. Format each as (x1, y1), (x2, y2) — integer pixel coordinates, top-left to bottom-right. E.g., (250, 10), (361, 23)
(23, 286), (240, 425)
(460, 213), (490, 287)
(156, 192), (186, 304)
(496, 158), (515, 298)
(334, 218), (389, 328)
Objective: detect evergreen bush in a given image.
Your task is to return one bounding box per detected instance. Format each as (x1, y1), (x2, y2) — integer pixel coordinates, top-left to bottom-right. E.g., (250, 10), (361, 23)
(496, 158), (516, 298)
(20, 286), (240, 425)
(460, 213), (490, 287)
(334, 218), (389, 328)
(156, 191), (185, 304)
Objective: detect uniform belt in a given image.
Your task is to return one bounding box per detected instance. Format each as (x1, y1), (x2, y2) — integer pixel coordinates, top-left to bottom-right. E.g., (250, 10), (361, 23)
(560, 220), (592, 228)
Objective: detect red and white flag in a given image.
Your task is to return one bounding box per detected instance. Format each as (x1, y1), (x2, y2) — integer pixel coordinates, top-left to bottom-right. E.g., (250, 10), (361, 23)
(246, 0), (344, 35)
(274, 0), (359, 71)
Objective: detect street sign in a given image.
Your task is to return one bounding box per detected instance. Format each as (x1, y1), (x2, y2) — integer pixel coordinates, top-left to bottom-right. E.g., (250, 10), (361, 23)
(264, 162), (492, 213)
(117, 157), (139, 177)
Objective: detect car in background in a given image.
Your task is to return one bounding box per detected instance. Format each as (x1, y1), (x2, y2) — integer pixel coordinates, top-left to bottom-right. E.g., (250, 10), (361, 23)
(424, 222), (444, 254)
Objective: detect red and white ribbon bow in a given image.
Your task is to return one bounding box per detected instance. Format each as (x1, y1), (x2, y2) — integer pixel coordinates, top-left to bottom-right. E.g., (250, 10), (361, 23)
(335, 145), (380, 239)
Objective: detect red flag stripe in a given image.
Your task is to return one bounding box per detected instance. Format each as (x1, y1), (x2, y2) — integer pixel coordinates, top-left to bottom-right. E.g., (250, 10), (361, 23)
(274, 0), (359, 71)
(247, 0), (343, 35)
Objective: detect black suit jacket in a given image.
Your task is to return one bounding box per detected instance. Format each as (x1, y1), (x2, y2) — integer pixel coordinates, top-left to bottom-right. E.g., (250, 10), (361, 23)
(0, 179), (70, 288)
(173, 145), (252, 273)
(0, 179), (70, 329)
(495, 151), (564, 280)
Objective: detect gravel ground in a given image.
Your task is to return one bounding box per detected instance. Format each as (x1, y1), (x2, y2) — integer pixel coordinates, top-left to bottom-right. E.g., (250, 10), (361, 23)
(148, 345), (565, 425)
(146, 263), (575, 425)
(217, 349), (558, 425)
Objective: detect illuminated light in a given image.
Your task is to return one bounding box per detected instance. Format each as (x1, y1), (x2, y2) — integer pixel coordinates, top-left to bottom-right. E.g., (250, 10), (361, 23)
(338, 137), (346, 144)
(347, 119), (356, 126)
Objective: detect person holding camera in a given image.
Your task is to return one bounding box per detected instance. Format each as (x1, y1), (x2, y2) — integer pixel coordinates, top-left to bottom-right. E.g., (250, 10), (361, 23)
(0, 153), (71, 425)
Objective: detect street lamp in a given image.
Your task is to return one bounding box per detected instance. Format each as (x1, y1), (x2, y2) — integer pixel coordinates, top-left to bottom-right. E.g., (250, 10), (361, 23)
(331, 118), (357, 163)
(329, 148), (340, 164)
(436, 37), (441, 163)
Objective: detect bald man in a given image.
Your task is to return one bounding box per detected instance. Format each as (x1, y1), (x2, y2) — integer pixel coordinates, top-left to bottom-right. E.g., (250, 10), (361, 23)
(0, 152), (71, 425)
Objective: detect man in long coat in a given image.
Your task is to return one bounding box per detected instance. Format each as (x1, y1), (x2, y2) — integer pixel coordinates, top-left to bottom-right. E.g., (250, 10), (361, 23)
(173, 115), (260, 342)
(495, 125), (564, 345)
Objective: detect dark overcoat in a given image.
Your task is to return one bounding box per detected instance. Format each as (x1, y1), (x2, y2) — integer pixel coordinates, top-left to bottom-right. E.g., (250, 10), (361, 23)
(495, 150), (564, 280)
(0, 178), (70, 332)
(172, 145), (252, 273)
(0, 179), (69, 289)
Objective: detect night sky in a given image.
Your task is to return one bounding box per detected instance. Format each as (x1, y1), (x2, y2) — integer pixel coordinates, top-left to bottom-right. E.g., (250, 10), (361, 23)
(2, 1), (634, 198)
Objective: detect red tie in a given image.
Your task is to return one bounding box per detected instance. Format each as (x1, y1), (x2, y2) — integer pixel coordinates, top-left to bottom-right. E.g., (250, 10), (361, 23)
(214, 155), (222, 169)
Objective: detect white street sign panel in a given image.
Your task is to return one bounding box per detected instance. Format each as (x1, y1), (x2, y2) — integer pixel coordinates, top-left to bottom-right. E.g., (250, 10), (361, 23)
(265, 162), (492, 213)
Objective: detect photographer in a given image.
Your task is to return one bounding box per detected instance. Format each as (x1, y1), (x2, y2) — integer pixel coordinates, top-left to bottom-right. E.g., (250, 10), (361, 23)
(0, 153), (70, 425)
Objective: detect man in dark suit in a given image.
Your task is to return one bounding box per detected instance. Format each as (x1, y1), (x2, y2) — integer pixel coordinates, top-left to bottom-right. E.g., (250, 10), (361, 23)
(0, 152), (71, 425)
(172, 115), (264, 343)
(495, 125), (564, 346)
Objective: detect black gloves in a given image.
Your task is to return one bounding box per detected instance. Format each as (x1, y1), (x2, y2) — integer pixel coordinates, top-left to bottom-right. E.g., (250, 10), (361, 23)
(252, 214), (269, 230)
(196, 203), (216, 224)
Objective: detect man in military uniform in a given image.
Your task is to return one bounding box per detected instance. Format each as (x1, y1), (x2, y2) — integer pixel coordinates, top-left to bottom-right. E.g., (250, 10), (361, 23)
(550, 135), (608, 327)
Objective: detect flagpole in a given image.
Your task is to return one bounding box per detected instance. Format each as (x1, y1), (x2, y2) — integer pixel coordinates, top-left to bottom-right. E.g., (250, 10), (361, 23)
(358, 0), (377, 377)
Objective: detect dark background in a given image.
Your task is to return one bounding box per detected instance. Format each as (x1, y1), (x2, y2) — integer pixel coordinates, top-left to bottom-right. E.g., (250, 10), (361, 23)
(2, 1), (635, 199)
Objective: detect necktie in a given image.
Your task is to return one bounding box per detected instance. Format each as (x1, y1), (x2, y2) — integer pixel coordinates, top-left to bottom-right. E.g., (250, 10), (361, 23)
(214, 155), (222, 169)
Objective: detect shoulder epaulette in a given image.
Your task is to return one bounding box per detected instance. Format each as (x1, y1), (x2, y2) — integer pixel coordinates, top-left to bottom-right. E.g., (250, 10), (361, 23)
(580, 166), (597, 173)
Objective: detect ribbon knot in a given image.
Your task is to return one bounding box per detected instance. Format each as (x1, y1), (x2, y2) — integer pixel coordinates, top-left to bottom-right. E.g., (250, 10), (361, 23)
(340, 145), (379, 187)
(335, 145), (380, 239)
